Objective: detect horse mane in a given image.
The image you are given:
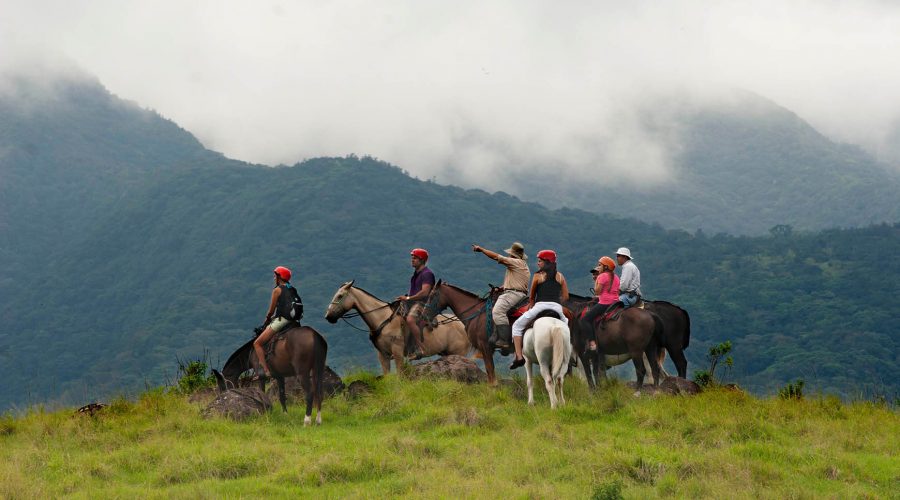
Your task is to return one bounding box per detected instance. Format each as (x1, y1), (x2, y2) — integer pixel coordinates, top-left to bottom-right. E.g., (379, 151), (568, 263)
(441, 282), (483, 300)
(347, 284), (389, 304)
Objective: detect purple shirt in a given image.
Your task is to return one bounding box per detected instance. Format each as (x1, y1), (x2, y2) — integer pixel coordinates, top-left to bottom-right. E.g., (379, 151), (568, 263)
(409, 266), (436, 296)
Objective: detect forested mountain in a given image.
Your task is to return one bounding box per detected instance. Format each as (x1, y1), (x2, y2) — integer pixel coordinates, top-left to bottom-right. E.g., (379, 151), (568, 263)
(510, 91), (900, 235)
(1, 76), (898, 410)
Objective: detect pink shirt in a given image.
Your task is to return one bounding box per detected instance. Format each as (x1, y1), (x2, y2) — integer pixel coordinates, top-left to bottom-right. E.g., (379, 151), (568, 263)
(594, 272), (620, 304)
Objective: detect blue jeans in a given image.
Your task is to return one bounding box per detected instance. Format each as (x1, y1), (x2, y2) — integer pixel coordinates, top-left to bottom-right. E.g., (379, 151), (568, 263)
(619, 293), (638, 308)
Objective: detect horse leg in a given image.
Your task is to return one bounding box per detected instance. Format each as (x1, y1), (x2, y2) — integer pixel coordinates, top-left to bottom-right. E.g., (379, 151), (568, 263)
(557, 373), (566, 407)
(276, 376), (287, 412)
(669, 348), (688, 379)
(579, 351), (595, 390)
(630, 351), (646, 395)
(481, 339), (497, 386)
(645, 348), (662, 387)
(525, 360), (534, 405)
(377, 349), (391, 375)
(539, 360), (556, 409)
(300, 373), (313, 426)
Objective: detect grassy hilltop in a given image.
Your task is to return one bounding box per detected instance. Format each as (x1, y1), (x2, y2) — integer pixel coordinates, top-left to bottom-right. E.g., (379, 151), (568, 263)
(1, 375), (897, 498)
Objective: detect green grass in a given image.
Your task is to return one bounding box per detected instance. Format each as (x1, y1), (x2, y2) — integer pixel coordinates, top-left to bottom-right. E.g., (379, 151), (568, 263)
(1, 375), (897, 498)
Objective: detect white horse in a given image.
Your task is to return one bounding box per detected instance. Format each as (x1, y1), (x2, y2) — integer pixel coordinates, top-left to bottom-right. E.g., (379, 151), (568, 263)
(523, 316), (573, 409)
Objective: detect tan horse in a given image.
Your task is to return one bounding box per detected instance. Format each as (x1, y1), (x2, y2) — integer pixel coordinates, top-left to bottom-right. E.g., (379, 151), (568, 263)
(324, 280), (472, 374)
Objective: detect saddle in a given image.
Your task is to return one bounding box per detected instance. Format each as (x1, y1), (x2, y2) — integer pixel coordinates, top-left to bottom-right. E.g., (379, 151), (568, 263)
(263, 324), (301, 359)
(580, 300), (645, 328)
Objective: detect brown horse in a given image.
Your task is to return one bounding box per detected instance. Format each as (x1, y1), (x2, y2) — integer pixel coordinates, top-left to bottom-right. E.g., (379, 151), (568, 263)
(422, 280), (513, 385)
(567, 294), (669, 389)
(324, 280), (471, 374)
(222, 325), (327, 425)
(584, 305), (665, 392)
(643, 301), (691, 378)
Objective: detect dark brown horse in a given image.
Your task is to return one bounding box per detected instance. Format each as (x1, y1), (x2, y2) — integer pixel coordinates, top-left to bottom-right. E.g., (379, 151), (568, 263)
(422, 280), (503, 385)
(222, 325), (328, 425)
(566, 294), (670, 389)
(584, 305), (665, 392)
(643, 301), (691, 378)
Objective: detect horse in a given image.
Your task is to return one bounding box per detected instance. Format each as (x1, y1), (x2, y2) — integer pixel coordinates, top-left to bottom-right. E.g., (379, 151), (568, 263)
(523, 317), (573, 409)
(566, 294), (669, 389)
(421, 280), (504, 385)
(643, 300), (691, 378)
(582, 305), (665, 393)
(324, 280), (471, 374)
(221, 325), (327, 425)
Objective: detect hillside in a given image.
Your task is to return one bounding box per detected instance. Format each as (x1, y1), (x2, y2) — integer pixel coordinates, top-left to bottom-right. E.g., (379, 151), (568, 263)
(1, 377), (897, 497)
(510, 91), (900, 235)
(1, 76), (899, 410)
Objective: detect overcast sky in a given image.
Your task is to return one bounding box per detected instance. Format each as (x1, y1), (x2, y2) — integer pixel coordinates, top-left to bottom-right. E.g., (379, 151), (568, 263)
(3, 0), (900, 188)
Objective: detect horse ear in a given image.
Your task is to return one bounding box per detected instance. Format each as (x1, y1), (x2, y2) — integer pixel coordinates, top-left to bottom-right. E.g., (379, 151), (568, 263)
(436, 278), (443, 286)
(349, 279), (355, 287)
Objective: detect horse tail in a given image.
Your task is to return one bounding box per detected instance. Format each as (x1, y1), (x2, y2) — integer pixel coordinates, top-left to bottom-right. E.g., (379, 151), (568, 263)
(651, 312), (665, 347)
(682, 308), (691, 349)
(550, 321), (568, 379)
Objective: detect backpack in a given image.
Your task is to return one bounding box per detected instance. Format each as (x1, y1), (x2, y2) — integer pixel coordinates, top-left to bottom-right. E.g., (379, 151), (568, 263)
(286, 286), (304, 321)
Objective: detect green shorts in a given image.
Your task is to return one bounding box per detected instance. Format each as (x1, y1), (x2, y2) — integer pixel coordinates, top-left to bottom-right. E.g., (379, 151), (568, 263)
(269, 317), (291, 333)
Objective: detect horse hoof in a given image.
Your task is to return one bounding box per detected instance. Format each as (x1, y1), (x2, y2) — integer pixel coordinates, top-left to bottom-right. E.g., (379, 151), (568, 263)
(316, 415), (322, 426)
(633, 391), (641, 397)
(303, 416), (311, 426)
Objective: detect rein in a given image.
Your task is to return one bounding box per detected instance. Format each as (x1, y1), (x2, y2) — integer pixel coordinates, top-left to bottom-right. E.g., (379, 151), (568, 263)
(333, 291), (399, 339)
(425, 286), (489, 327)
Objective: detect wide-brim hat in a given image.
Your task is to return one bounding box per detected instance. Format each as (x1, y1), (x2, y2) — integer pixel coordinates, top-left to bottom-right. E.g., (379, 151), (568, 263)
(504, 242), (527, 259)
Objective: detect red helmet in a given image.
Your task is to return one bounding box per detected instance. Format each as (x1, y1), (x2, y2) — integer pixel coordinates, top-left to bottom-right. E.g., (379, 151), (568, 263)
(410, 248), (429, 261)
(536, 249), (557, 263)
(273, 266), (292, 281)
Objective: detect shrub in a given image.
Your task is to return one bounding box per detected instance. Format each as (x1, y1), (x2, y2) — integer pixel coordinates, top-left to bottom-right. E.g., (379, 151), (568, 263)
(174, 357), (215, 395)
(693, 340), (733, 387)
(778, 379), (805, 400)
(591, 479), (624, 500)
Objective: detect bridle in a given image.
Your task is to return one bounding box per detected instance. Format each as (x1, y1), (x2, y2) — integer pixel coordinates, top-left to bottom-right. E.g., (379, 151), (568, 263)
(330, 287), (399, 338)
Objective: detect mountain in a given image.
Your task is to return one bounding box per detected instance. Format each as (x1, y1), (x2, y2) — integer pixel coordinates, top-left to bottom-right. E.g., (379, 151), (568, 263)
(507, 91), (900, 235)
(1, 75), (898, 410)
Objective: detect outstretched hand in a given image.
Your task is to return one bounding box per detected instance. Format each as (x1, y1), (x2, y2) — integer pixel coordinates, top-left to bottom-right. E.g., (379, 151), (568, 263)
(472, 244), (482, 253)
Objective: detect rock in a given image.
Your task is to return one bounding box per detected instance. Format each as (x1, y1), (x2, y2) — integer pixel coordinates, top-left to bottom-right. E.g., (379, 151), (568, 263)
(659, 376), (702, 395)
(202, 387), (272, 420)
(265, 365), (345, 402)
(409, 355), (488, 384)
(346, 380), (373, 399)
(75, 402), (107, 417)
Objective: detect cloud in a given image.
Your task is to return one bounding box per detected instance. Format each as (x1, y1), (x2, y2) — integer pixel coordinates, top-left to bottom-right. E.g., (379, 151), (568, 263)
(2, 0), (900, 190)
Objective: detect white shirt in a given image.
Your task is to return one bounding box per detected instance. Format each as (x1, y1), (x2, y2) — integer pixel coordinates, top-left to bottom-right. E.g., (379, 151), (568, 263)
(619, 259), (642, 295)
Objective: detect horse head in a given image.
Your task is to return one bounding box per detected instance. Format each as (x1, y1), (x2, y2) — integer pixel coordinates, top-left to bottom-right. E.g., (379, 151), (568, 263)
(325, 280), (356, 323)
(422, 279), (446, 322)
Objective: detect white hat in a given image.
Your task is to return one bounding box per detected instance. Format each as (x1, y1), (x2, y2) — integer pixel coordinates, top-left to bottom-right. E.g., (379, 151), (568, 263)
(616, 247), (632, 259)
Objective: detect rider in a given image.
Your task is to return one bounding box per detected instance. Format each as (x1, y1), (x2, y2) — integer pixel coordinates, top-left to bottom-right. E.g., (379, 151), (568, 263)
(254, 266), (301, 377)
(580, 256), (620, 350)
(509, 249), (569, 369)
(616, 247), (642, 308)
(472, 241), (530, 349)
(396, 248), (435, 359)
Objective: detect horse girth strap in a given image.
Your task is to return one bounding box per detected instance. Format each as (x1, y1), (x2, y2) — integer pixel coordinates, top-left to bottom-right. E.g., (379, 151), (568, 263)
(369, 302), (401, 341)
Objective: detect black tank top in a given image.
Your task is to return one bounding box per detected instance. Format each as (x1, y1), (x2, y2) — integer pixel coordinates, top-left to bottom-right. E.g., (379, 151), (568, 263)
(275, 284), (294, 319)
(534, 270), (562, 304)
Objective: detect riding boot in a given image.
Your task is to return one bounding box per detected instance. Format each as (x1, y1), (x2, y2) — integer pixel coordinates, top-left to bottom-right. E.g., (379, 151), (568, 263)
(509, 336), (525, 369)
(494, 324), (512, 349)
